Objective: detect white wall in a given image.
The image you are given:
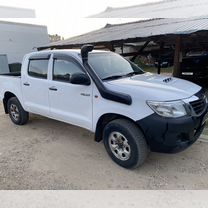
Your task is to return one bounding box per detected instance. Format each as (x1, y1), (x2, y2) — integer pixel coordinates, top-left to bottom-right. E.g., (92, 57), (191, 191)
(0, 21), (49, 64)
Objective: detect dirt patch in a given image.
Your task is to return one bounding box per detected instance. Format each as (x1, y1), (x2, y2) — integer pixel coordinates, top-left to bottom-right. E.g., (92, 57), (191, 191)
(0, 103), (208, 189)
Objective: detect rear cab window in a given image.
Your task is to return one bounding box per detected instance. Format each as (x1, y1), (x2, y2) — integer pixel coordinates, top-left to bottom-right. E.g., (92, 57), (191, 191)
(28, 59), (49, 79)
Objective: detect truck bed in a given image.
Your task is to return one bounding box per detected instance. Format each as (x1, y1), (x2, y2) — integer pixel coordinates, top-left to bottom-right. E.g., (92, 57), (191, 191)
(0, 74), (22, 102)
(0, 72), (21, 77)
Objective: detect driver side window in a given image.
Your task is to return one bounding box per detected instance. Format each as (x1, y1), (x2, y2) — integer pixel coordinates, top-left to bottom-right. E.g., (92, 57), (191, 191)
(53, 58), (83, 82)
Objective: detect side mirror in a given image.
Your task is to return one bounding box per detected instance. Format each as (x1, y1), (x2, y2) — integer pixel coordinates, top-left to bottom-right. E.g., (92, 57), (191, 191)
(70, 73), (91, 86)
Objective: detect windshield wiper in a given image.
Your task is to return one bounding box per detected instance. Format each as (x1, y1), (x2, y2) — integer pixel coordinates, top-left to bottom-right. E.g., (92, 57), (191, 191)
(124, 72), (140, 77)
(102, 72), (140, 81)
(102, 75), (125, 81)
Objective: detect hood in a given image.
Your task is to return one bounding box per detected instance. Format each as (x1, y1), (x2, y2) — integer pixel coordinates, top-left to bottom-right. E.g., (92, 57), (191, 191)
(105, 73), (201, 101)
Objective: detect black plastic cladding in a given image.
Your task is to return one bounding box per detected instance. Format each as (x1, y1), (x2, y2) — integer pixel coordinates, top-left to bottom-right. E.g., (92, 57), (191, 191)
(80, 45), (132, 105)
(136, 89), (208, 153)
(29, 54), (51, 60)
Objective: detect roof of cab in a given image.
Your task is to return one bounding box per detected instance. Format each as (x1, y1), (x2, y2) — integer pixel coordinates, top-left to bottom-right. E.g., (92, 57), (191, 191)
(27, 49), (110, 60)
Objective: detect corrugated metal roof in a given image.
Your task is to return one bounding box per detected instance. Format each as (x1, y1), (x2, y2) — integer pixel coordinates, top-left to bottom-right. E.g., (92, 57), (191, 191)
(90, 0), (208, 18)
(39, 17), (208, 50)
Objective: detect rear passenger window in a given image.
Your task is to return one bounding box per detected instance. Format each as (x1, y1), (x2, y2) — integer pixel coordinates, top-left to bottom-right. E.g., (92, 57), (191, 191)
(53, 59), (84, 82)
(28, 59), (48, 79)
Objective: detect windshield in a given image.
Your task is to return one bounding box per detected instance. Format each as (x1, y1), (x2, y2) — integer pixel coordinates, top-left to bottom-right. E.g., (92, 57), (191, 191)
(88, 52), (144, 80)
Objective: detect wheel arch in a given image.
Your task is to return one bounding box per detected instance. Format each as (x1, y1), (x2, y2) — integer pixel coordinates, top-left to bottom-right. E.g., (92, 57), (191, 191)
(95, 113), (143, 142)
(3, 91), (18, 114)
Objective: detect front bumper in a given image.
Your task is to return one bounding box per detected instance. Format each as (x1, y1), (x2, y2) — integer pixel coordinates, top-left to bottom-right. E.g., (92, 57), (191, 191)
(137, 107), (208, 153)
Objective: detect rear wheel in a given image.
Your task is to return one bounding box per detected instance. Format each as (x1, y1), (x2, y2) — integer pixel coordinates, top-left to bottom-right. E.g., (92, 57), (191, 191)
(7, 97), (29, 125)
(103, 119), (148, 169)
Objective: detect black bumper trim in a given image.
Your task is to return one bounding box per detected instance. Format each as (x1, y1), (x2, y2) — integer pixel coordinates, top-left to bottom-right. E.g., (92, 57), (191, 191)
(137, 107), (208, 153)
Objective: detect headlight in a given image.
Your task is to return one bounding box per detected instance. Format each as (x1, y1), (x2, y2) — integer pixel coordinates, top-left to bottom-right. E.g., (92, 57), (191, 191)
(147, 100), (187, 118)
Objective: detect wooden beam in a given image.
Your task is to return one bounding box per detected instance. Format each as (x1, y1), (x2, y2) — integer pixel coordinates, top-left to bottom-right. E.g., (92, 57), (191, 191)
(157, 42), (165, 74)
(121, 52), (141, 57)
(121, 43), (124, 55)
(173, 36), (182, 77)
(105, 43), (115, 52)
(130, 41), (151, 62)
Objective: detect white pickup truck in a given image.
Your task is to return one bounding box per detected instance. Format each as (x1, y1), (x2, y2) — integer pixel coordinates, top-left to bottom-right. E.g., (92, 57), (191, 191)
(0, 45), (207, 169)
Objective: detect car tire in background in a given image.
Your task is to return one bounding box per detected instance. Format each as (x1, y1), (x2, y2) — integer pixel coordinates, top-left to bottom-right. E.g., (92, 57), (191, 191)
(103, 118), (149, 169)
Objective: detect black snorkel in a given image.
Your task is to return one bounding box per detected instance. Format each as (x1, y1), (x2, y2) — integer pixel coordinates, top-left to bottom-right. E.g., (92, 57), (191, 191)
(81, 45), (132, 105)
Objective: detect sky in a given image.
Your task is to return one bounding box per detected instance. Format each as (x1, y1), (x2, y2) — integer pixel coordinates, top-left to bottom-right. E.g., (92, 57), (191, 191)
(0, 0), (160, 39)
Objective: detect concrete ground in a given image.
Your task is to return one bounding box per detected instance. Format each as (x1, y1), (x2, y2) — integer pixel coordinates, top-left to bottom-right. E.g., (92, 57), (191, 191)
(0, 103), (208, 190)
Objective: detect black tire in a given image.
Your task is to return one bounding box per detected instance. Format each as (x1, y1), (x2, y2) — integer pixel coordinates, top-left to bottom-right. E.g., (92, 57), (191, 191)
(7, 97), (29, 125)
(103, 119), (148, 169)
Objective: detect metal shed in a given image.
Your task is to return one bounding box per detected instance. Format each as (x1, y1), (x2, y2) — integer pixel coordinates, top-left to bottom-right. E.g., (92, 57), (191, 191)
(38, 17), (208, 80)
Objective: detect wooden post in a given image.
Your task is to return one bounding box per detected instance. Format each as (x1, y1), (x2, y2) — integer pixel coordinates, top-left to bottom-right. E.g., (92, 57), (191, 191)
(157, 42), (164, 74)
(173, 36), (182, 77)
(157, 60), (161, 74)
(121, 43), (124, 55)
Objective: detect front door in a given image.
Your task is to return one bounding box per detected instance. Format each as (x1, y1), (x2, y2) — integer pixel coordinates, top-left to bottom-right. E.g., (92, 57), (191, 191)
(48, 55), (93, 130)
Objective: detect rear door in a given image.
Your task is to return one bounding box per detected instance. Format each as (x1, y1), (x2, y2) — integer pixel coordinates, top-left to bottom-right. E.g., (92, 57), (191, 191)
(48, 54), (93, 130)
(22, 55), (50, 116)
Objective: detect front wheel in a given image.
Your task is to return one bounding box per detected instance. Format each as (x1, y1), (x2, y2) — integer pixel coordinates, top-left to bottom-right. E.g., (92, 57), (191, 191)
(7, 97), (29, 125)
(103, 119), (148, 169)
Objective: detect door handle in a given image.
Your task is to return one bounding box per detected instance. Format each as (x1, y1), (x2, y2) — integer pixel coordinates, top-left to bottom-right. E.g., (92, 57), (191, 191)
(49, 86), (58, 91)
(23, 82), (30, 86)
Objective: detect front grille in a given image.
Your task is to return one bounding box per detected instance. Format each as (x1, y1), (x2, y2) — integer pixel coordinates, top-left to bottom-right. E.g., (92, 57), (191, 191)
(190, 96), (206, 115)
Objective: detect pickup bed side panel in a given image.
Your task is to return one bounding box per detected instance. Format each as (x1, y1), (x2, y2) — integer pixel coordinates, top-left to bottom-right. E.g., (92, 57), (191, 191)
(0, 76), (24, 107)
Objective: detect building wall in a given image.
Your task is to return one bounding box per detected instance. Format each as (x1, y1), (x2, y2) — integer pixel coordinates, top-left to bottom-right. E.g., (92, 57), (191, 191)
(0, 21), (49, 64)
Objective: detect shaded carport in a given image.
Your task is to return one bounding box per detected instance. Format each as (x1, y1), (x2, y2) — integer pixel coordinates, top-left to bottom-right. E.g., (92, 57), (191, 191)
(38, 17), (208, 79)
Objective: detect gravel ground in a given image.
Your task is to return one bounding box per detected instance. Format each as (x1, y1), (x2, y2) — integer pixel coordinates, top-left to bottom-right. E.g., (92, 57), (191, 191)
(0, 103), (208, 190)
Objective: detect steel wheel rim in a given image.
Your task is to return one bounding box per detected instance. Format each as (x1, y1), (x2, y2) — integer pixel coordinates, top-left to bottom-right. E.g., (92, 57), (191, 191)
(108, 131), (131, 161)
(10, 104), (19, 121)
